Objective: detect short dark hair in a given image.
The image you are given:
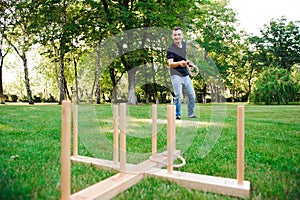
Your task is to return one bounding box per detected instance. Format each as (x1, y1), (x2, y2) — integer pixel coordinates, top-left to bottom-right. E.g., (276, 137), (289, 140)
(172, 26), (183, 32)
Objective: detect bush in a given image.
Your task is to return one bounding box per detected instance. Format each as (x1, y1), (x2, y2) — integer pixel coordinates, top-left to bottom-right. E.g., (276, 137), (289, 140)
(44, 94), (57, 103)
(3, 94), (18, 102)
(20, 95), (31, 103)
(10, 95), (18, 102)
(253, 67), (299, 105)
(33, 95), (42, 103)
(4, 94), (8, 101)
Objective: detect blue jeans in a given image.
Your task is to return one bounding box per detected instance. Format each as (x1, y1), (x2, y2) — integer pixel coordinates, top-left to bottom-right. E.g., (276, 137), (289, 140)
(171, 75), (196, 117)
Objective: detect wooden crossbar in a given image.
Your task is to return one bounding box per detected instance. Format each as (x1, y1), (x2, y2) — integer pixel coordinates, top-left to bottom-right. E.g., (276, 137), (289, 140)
(146, 170), (250, 198)
(70, 150), (181, 200)
(70, 150), (181, 171)
(70, 150), (250, 199)
(70, 173), (143, 200)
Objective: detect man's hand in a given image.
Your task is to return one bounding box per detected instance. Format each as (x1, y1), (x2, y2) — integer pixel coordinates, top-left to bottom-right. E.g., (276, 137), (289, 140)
(188, 63), (195, 68)
(167, 59), (188, 68)
(179, 60), (188, 67)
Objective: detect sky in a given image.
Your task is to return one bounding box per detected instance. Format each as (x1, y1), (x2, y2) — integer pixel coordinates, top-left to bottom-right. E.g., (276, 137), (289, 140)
(229, 0), (300, 35)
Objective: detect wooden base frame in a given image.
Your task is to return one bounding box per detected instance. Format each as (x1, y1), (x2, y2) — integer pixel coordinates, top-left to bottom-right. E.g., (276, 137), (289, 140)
(61, 101), (250, 200)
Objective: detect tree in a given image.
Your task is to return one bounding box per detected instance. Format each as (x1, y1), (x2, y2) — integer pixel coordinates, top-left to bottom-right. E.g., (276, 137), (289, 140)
(0, 0), (11, 104)
(254, 67), (299, 105)
(251, 17), (300, 71)
(98, 0), (196, 105)
(191, 0), (241, 102)
(34, 0), (89, 104)
(2, 0), (36, 104)
(78, 0), (112, 104)
(221, 36), (262, 102)
(0, 37), (9, 104)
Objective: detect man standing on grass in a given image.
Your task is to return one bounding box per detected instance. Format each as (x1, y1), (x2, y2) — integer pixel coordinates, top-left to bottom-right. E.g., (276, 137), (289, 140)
(167, 26), (196, 120)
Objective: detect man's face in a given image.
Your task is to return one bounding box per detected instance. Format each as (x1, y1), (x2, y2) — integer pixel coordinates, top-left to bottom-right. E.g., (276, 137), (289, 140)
(172, 29), (183, 44)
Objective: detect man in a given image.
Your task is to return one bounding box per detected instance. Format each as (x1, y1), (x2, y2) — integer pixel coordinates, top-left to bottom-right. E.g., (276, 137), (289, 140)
(167, 26), (196, 120)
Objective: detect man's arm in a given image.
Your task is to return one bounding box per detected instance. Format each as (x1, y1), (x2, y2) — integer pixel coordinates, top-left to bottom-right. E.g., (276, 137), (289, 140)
(168, 58), (188, 68)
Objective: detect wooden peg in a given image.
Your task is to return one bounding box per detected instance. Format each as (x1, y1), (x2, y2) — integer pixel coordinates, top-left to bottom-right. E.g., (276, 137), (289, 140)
(237, 105), (245, 185)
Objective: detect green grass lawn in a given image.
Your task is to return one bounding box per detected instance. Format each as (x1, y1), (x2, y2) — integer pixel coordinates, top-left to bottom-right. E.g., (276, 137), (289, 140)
(0, 103), (299, 199)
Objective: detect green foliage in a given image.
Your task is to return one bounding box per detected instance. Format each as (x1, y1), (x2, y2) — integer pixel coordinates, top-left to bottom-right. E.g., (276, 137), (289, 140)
(251, 17), (300, 71)
(2, 0), (299, 105)
(191, 1), (252, 102)
(253, 67), (299, 105)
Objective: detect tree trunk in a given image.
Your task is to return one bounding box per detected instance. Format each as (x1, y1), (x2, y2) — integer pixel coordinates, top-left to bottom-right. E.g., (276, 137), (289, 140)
(202, 82), (207, 104)
(145, 84), (150, 104)
(246, 65), (254, 102)
(95, 45), (101, 104)
(231, 89), (235, 102)
(59, 51), (65, 104)
(96, 79), (101, 104)
(64, 77), (71, 100)
(144, 65), (150, 104)
(110, 66), (125, 103)
(110, 67), (118, 103)
(112, 85), (118, 103)
(0, 80), (4, 104)
(90, 72), (96, 103)
(55, 63), (60, 93)
(0, 36), (4, 104)
(247, 79), (251, 103)
(161, 50), (173, 104)
(22, 54), (34, 104)
(0, 49), (5, 104)
(150, 48), (158, 104)
(162, 65), (173, 104)
(59, 4), (67, 104)
(73, 56), (79, 104)
(151, 62), (159, 104)
(119, 53), (138, 105)
(128, 68), (138, 105)
(210, 83), (216, 102)
(0, 66), (4, 104)
(202, 51), (211, 104)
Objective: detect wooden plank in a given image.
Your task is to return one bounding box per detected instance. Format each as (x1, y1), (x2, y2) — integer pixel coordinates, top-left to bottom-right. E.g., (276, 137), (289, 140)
(237, 105), (245, 184)
(113, 105), (118, 164)
(167, 105), (176, 174)
(71, 150), (181, 171)
(152, 104), (157, 158)
(70, 153), (250, 198)
(119, 103), (126, 175)
(70, 151), (182, 200)
(73, 104), (78, 157)
(61, 100), (71, 200)
(70, 172), (144, 200)
(146, 169), (250, 198)
(70, 156), (134, 171)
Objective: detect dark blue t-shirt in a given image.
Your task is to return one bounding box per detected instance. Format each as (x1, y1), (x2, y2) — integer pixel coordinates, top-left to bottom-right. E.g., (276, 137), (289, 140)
(167, 42), (189, 76)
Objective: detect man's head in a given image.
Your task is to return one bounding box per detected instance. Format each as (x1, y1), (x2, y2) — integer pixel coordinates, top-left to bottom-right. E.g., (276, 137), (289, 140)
(172, 26), (183, 44)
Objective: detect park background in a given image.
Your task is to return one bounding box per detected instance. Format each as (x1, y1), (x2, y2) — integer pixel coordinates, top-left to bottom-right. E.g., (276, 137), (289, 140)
(0, 0), (300, 199)
(1, 0), (299, 105)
